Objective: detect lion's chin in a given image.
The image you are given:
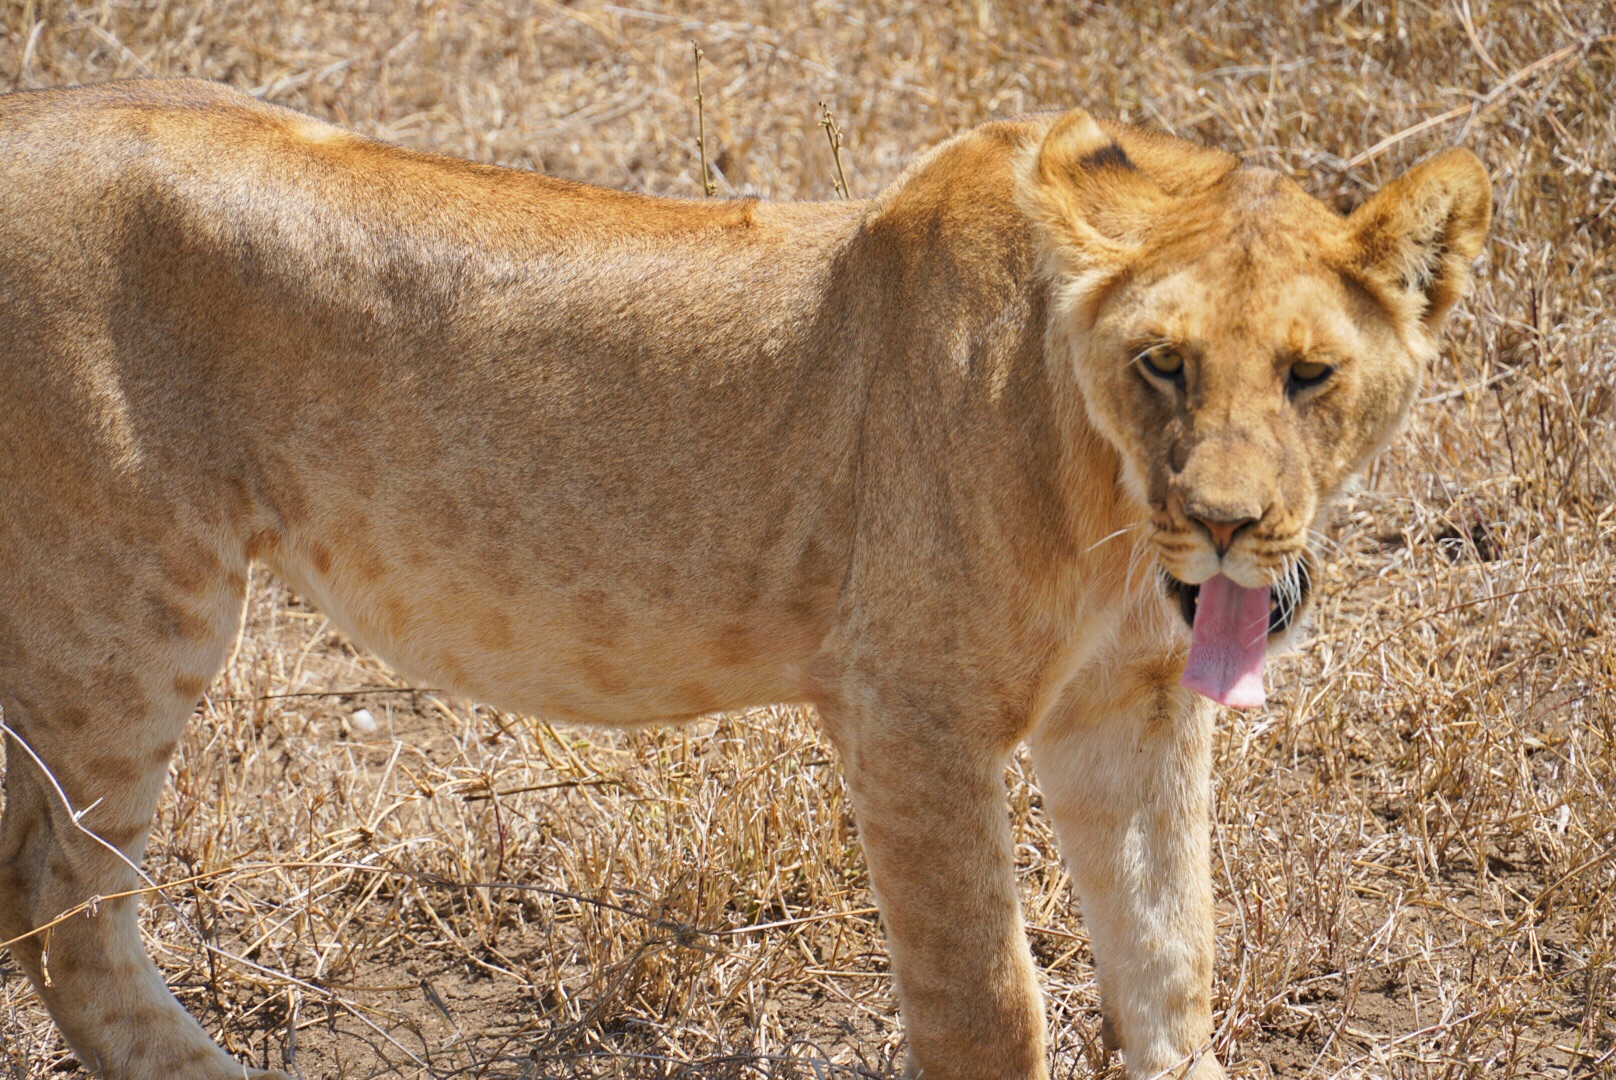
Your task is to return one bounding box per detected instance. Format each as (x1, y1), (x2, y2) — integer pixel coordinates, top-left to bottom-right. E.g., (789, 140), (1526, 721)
(1161, 555), (1314, 639)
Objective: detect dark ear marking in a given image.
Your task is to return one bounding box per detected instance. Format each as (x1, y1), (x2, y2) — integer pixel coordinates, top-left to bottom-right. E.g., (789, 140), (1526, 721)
(1080, 143), (1134, 171)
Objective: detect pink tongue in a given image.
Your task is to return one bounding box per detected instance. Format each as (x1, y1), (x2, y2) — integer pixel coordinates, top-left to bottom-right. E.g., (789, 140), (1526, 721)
(1180, 574), (1270, 709)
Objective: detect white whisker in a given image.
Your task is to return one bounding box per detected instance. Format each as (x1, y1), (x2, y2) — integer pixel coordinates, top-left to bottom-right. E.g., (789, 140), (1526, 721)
(1085, 523), (1143, 555)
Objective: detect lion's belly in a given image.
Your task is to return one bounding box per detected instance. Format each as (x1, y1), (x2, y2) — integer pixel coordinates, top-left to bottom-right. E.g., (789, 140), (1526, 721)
(264, 517), (831, 727)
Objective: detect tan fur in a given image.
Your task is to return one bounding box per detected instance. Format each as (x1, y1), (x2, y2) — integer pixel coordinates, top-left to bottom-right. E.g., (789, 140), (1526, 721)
(0, 80), (1489, 1080)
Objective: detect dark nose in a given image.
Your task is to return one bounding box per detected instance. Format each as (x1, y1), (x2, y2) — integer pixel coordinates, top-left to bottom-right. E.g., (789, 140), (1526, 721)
(1186, 508), (1257, 556)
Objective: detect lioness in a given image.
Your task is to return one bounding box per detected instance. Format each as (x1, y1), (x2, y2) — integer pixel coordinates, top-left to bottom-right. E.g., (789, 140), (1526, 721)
(0, 79), (1489, 1079)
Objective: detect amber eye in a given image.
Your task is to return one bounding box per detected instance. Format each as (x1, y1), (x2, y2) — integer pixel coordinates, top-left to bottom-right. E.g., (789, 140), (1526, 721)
(1288, 359), (1335, 390)
(1139, 345), (1185, 380)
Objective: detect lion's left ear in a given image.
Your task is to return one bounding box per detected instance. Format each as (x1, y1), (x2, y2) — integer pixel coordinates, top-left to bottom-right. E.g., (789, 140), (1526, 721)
(1345, 149), (1492, 330)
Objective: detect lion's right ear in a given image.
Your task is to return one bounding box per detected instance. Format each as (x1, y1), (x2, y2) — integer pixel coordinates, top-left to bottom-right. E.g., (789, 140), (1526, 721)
(1016, 109), (1169, 274)
(1344, 149), (1492, 331)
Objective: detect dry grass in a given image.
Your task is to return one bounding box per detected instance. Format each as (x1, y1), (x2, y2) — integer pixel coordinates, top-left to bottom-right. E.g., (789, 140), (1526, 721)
(2, 1), (1613, 1077)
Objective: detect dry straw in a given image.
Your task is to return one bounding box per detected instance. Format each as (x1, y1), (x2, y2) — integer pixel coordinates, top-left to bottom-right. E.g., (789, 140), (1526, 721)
(1, 2), (1613, 1078)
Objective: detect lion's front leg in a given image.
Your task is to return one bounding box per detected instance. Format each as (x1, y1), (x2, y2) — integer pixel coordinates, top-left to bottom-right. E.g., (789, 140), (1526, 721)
(820, 681), (1048, 1080)
(1029, 652), (1226, 1080)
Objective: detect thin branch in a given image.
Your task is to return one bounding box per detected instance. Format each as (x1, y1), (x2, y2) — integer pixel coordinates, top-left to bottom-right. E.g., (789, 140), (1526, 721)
(818, 101), (850, 199)
(220, 685), (444, 704)
(692, 41), (715, 196)
(0, 720), (166, 896)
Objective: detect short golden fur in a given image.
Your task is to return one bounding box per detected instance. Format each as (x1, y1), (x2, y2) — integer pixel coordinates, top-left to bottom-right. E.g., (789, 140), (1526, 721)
(0, 81), (1489, 1079)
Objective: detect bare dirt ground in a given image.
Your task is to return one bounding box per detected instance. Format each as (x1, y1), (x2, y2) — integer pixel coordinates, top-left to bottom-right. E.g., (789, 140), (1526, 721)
(2, 1), (1613, 1077)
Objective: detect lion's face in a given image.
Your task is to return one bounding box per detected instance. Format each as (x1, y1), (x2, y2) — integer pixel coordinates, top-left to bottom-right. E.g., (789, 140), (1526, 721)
(1081, 203), (1421, 638)
(1020, 112), (1491, 648)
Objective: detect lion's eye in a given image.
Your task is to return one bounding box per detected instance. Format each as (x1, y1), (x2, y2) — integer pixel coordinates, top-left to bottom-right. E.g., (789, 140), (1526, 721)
(1288, 360), (1334, 390)
(1139, 346), (1184, 380)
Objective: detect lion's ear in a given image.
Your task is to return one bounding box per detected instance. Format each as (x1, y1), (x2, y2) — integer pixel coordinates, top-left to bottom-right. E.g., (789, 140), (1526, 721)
(1345, 149), (1492, 329)
(1017, 109), (1169, 271)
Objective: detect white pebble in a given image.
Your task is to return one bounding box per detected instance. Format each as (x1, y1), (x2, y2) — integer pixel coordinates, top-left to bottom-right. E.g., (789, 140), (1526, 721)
(350, 708), (378, 734)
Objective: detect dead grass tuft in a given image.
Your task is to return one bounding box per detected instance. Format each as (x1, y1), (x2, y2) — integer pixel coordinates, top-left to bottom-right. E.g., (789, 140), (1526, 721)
(2, 1), (1613, 1077)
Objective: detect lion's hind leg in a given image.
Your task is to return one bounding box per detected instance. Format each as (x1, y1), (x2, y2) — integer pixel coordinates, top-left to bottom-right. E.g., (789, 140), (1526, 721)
(0, 525), (283, 1079)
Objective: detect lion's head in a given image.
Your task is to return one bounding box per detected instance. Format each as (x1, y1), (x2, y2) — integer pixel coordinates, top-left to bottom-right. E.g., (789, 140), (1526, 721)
(1018, 111), (1491, 706)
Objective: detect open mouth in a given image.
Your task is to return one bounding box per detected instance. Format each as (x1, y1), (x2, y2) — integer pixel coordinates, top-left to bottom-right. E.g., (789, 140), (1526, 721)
(1163, 557), (1313, 636)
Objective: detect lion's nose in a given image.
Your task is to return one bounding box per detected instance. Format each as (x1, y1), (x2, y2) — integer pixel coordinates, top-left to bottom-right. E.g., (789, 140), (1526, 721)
(1185, 507), (1258, 556)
